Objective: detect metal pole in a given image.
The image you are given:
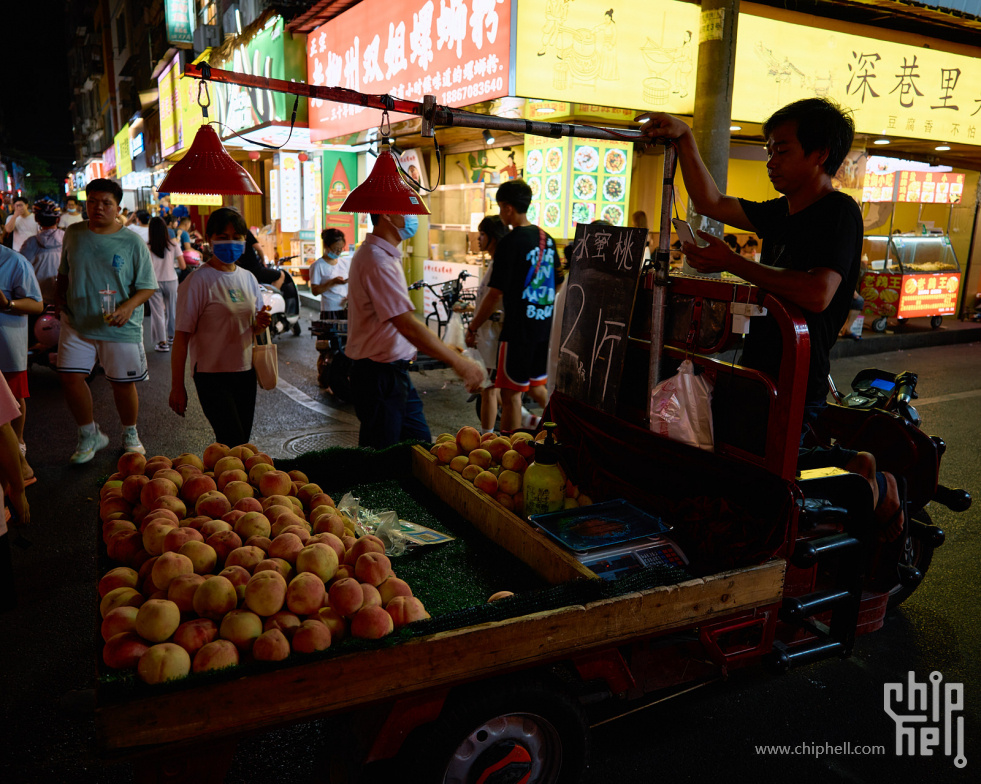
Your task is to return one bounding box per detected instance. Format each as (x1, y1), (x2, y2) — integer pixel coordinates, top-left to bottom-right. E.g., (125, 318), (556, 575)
(648, 144), (678, 408)
(683, 0), (740, 276)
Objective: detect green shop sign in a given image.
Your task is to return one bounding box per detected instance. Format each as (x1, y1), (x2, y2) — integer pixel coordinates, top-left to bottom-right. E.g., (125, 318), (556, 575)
(164, 0), (195, 46)
(211, 16), (309, 135)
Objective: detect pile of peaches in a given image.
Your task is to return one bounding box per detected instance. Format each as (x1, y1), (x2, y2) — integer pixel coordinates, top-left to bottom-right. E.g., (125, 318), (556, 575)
(429, 426), (591, 514)
(98, 443), (429, 685)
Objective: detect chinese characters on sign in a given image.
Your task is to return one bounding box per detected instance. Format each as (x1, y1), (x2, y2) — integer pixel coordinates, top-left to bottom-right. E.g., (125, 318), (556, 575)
(157, 53), (182, 157)
(861, 270), (960, 319)
(862, 172), (896, 203)
(278, 154), (302, 232)
(896, 171), (965, 204)
(307, 0), (511, 141)
(164, 0), (195, 46)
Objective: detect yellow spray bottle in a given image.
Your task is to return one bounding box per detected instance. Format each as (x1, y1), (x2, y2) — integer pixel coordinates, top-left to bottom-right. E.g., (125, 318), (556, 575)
(523, 422), (566, 518)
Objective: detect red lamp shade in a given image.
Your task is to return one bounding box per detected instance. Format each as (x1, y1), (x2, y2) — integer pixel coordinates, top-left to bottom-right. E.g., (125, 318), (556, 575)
(248, 150), (261, 160)
(158, 125), (262, 195)
(340, 149), (430, 215)
(298, 152), (309, 162)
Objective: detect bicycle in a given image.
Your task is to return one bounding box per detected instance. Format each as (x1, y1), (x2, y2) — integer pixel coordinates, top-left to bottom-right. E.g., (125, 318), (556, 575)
(408, 269), (477, 339)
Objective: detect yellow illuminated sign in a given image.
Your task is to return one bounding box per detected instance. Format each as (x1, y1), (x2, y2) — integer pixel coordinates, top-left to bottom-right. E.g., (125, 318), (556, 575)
(169, 193), (223, 206)
(114, 125), (132, 178)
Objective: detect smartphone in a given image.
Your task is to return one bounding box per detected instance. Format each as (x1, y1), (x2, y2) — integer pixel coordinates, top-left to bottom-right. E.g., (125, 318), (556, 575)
(672, 218), (697, 246)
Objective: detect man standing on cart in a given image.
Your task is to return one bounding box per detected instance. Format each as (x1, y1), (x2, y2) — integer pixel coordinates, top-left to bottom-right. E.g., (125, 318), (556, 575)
(638, 98), (903, 538)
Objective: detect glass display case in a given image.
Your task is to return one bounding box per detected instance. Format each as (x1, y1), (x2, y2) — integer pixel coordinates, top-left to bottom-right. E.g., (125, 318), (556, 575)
(861, 234), (961, 330)
(428, 182), (498, 263)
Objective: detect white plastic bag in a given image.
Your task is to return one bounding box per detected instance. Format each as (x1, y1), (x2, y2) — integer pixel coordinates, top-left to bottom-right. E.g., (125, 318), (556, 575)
(443, 312), (466, 351)
(649, 359), (714, 451)
(461, 346), (492, 388)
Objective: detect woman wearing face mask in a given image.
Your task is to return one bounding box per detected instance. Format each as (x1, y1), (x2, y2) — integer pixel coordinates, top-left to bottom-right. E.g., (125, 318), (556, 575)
(308, 228), (350, 335)
(168, 208), (272, 446)
(346, 211), (485, 449)
(472, 215), (509, 433)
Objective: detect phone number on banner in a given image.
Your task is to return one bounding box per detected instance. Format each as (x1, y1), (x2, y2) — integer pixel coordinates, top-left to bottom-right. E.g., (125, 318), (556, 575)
(441, 77), (505, 106)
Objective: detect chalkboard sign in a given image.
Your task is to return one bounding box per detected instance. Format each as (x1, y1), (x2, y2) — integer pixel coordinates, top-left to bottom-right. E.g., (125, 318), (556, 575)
(555, 224), (648, 413)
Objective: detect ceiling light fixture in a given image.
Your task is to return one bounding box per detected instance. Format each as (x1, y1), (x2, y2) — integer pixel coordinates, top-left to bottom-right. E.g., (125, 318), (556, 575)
(873, 138), (890, 145)
(730, 125), (742, 132)
(483, 129), (495, 145)
(935, 144), (951, 151)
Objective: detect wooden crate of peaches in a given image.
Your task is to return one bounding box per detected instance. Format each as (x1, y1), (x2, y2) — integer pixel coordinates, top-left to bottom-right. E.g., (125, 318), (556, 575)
(97, 444), (430, 685)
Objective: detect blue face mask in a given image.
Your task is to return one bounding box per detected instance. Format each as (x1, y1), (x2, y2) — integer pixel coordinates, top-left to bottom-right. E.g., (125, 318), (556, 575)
(327, 250), (341, 260)
(397, 214), (419, 241)
(212, 240), (246, 265)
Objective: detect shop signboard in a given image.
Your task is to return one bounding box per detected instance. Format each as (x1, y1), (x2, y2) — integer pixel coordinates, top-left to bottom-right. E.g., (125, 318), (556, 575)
(525, 133), (633, 239)
(158, 52), (182, 157)
(278, 153), (302, 232)
(164, 0), (195, 46)
(322, 152), (358, 246)
(516, 0), (699, 117)
(307, 0), (512, 141)
(177, 73), (207, 152)
(211, 15), (309, 137)
(103, 143), (116, 176)
(862, 172), (897, 203)
(896, 171), (965, 204)
(114, 125), (132, 178)
(269, 170), (281, 221)
(861, 270), (960, 319)
(169, 194), (223, 206)
(302, 158), (322, 222)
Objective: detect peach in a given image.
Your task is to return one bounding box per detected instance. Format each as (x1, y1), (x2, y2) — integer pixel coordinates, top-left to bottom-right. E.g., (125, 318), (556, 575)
(140, 478), (179, 509)
(307, 493), (335, 510)
(100, 496), (132, 524)
(290, 481), (303, 497)
(103, 631), (150, 670)
(218, 565), (251, 590)
(142, 520), (176, 556)
(213, 456), (245, 479)
(473, 471), (499, 495)
(135, 598), (181, 642)
(360, 583), (382, 609)
(449, 455), (470, 473)
(328, 578), (364, 618)
(468, 448), (492, 469)
(245, 535), (272, 553)
(434, 441), (459, 464)
(578, 494), (593, 507)
(435, 432), (455, 443)
(131, 504), (150, 526)
(287, 469), (309, 484)
(461, 465), (482, 482)
(223, 480), (254, 506)
(297, 483), (323, 508)
(312, 513), (346, 538)
(200, 519), (233, 538)
(233, 496), (264, 514)
(351, 605), (394, 640)
(143, 507), (180, 527)
(498, 470), (523, 496)
(403, 596), (431, 622)
(455, 425), (481, 455)
(486, 437), (512, 463)
(225, 445), (253, 461)
(167, 573), (206, 612)
(219, 609), (263, 652)
(259, 470), (293, 498)
(203, 442), (230, 470)
(261, 494), (293, 512)
(106, 530), (145, 565)
(162, 526), (204, 553)
(268, 533), (304, 564)
(334, 564), (355, 582)
(341, 535), (356, 552)
(173, 452), (205, 471)
(512, 439), (536, 461)
(296, 543), (339, 583)
(216, 469), (247, 492)
(279, 524), (311, 543)
(195, 490), (231, 519)
(152, 468), (184, 490)
(172, 617), (218, 656)
(192, 576), (238, 620)
(264, 504), (296, 526)
(563, 497), (578, 510)
(378, 576), (413, 605)
(235, 511), (271, 540)
(307, 532), (345, 561)
(152, 551), (194, 591)
(254, 558), (293, 581)
(224, 544), (265, 572)
(264, 611), (302, 639)
(138, 643), (190, 684)
(385, 596), (413, 629)
(98, 566), (139, 597)
(100, 479), (124, 499)
(151, 495), (187, 519)
(181, 474), (218, 505)
(245, 453), (274, 471)
(244, 570), (288, 616)
(121, 474), (151, 504)
(192, 639), (239, 673)
(354, 552), (392, 586)
(480, 431), (496, 443)
(494, 492), (515, 511)
(222, 509), (246, 526)
(206, 530), (243, 563)
(252, 628), (291, 661)
(345, 535), (387, 566)
(248, 462), (277, 486)
(178, 540), (217, 575)
(137, 556), (159, 593)
(501, 450), (529, 472)
(316, 607), (348, 641)
(176, 464), (203, 483)
(117, 451), (147, 478)
(488, 590), (514, 602)
(101, 605), (140, 641)
(291, 619), (332, 653)
(286, 572), (327, 615)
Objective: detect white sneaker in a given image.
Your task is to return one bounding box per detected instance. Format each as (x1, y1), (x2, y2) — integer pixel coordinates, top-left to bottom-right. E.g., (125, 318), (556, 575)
(122, 427), (146, 455)
(70, 426), (109, 465)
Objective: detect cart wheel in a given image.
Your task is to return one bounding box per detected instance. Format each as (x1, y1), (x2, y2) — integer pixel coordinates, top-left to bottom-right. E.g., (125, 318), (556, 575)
(930, 315), (944, 329)
(416, 679), (588, 784)
(887, 509), (935, 610)
(872, 316), (888, 333)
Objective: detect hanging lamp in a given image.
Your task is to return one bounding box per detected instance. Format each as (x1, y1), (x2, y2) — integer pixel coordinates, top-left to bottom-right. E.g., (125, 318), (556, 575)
(340, 145), (430, 215)
(157, 66), (261, 196)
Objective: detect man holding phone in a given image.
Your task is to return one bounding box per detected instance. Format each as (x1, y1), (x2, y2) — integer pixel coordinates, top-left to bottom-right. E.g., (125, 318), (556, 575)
(638, 98), (902, 540)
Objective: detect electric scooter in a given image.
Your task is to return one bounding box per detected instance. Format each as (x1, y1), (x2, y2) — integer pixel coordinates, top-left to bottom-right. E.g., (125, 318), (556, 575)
(259, 256), (302, 338)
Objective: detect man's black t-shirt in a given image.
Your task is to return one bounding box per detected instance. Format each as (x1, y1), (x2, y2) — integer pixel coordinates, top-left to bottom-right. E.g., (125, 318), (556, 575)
(488, 224), (558, 344)
(236, 230), (280, 285)
(738, 191), (863, 404)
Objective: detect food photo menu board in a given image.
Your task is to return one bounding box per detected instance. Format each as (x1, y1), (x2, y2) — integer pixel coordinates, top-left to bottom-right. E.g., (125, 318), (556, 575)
(524, 135), (634, 238)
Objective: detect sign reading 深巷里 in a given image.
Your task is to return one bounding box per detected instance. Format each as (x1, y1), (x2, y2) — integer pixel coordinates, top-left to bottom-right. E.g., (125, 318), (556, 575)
(306, 0), (511, 141)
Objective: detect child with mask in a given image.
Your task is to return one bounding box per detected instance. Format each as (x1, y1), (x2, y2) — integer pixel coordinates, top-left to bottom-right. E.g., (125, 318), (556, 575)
(168, 207), (272, 447)
(346, 212), (484, 449)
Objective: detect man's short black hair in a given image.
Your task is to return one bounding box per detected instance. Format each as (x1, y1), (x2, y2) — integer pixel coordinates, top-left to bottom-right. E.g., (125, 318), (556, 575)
(763, 98), (854, 176)
(13, 196), (28, 205)
(322, 228), (345, 246)
(86, 178), (123, 205)
(205, 207), (248, 238)
(66, 197), (78, 205)
(136, 209), (151, 224)
(496, 180), (533, 215)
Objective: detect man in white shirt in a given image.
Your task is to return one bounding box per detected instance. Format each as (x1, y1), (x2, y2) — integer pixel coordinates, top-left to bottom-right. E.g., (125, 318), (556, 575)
(126, 210), (150, 242)
(58, 197), (84, 228)
(3, 198), (38, 252)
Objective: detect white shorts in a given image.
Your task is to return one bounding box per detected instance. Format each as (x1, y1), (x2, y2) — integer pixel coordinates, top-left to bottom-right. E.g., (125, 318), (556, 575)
(57, 320), (149, 383)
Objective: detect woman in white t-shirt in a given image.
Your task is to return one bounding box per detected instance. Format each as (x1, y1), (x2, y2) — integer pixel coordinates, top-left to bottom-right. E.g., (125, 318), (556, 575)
(308, 228), (350, 350)
(146, 217), (185, 351)
(470, 216), (509, 434)
(169, 208), (272, 447)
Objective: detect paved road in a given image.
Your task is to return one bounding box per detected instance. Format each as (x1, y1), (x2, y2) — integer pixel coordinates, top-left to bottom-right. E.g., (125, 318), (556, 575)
(1, 311), (977, 783)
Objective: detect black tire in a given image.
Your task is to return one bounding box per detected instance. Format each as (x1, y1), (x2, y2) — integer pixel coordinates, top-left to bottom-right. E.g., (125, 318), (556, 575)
(872, 316), (888, 333)
(930, 315), (943, 329)
(887, 508), (936, 610)
(415, 679), (588, 784)
(292, 320), (302, 336)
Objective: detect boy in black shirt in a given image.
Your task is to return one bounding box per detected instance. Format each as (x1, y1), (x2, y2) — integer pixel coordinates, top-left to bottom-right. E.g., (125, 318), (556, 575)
(467, 180), (558, 432)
